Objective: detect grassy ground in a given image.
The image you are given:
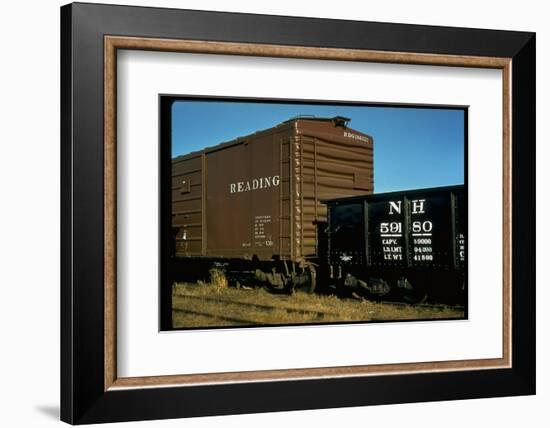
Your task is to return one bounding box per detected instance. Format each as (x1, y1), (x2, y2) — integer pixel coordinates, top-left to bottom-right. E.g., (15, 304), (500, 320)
(172, 281), (464, 329)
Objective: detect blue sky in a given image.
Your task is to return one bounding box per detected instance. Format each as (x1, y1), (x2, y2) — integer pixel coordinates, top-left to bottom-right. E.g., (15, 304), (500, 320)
(171, 99), (465, 193)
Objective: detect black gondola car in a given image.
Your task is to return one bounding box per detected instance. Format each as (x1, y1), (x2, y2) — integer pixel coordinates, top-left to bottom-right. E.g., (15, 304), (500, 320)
(323, 185), (466, 305)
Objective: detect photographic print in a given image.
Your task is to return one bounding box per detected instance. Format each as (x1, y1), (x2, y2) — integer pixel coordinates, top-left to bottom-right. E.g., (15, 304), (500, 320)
(160, 97), (467, 330)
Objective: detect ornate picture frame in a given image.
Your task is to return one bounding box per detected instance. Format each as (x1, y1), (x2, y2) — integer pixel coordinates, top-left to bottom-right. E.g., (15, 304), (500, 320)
(61, 2), (535, 424)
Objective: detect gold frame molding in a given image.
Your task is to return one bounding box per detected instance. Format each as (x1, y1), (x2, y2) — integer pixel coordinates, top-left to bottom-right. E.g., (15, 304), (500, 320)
(103, 35), (512, 391)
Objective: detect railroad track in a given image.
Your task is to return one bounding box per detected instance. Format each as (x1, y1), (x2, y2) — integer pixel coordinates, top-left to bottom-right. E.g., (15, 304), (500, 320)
(174, 292), (337, 319)
(375, 299), (465, 311)
(176, 290), (463, 315)
(172, 306), (263, 325)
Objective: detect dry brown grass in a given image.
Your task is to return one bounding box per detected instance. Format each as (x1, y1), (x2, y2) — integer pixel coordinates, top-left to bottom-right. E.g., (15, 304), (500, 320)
(208, 268), (228, 289)
(172, 282), (464, 329)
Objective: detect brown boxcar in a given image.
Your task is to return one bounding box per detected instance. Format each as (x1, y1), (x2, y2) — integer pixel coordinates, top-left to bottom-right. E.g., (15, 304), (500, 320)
(172, 116), (373, 263)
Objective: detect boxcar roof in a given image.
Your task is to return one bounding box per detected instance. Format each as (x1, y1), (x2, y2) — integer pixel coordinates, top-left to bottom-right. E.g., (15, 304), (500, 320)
(172, 116), (373, 163)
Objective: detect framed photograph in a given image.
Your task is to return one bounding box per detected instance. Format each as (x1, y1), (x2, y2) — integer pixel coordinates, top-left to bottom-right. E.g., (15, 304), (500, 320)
(160, 96), (469, 332)
(60, 2), (535, 424)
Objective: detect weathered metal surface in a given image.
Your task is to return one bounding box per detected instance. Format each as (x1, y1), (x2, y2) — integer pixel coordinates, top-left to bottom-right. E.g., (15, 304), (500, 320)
(172, 116), (374, 262)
